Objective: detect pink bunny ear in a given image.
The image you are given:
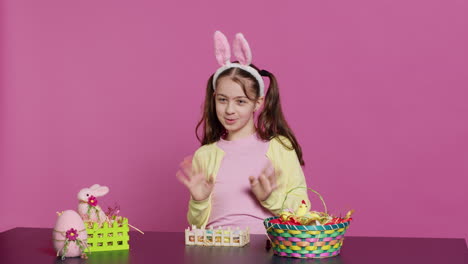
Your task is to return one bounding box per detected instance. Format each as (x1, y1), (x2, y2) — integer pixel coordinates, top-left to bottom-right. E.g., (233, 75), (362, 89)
(94, 186), (109, 197)
(90, 184), (101, 190)
(232, 33), (252, 65)
(214, 31), (231, 66)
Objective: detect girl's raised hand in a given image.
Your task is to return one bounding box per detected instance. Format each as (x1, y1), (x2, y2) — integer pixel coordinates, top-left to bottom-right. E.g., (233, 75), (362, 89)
(176, 156), (214, 201)
(249, 164), (280, 201)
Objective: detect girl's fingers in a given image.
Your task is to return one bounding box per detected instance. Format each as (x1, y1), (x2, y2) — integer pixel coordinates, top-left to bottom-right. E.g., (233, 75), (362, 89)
(180, 157), (191, 167)
(265, 168), (274, 181)
(275, 167), (282, 178)
(195, 169), (207, 179)
(183, 155), (193, 163)
(176, 170), (190, 187)
(258, 173), (271, 192)
(249, 176), (263, 200)
(207, 174), (215, 185)
(270, 167), (281, 190)
(267, 170), (276, 190)
(249, 176), (258, 186)
(180, 161), (193, 178)
(266, 163), (274, 174)
(262, 163), (276, 183)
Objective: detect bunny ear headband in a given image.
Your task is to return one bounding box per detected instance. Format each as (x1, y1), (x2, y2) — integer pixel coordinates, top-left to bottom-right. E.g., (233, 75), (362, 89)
(213, 31), (265, 96)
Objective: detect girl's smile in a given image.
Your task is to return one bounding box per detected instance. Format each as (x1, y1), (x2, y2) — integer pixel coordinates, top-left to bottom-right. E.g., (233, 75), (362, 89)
(225, 118), (237, 125)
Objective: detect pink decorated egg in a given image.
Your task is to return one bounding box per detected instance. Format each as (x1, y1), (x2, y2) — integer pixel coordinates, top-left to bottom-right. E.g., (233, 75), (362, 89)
(53, 210), (88, 258)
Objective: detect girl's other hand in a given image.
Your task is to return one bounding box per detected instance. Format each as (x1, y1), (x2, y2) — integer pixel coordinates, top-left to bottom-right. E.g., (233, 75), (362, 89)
(176, 156), (214, 201)
(249, 164), (280, 201)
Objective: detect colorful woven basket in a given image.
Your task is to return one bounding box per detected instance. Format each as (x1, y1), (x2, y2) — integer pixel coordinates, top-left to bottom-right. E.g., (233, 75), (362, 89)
(263, 187), (351, 258)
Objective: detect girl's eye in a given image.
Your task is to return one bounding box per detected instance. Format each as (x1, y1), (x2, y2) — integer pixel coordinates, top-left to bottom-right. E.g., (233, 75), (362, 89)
(237, 100), (246, 104)
(217, 98), (227, 102)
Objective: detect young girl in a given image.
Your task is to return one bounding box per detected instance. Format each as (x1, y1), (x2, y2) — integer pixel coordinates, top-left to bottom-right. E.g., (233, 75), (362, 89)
(177, 31), (310, 234)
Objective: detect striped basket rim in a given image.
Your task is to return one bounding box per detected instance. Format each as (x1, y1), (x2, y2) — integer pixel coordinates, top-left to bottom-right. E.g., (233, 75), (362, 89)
(263, 216), (350, 231)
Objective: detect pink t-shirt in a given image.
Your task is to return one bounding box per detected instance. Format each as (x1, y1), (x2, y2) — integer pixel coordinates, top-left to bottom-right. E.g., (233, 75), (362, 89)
(207, 133), (274, 234)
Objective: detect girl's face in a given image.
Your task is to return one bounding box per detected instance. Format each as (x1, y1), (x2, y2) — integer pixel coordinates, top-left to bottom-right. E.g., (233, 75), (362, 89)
(215, 77), (263, 140)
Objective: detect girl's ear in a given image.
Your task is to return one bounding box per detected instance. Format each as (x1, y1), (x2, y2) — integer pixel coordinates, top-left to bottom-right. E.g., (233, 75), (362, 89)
(214, 31), (231, 66)
(232, 33), (252, 66)
(254, 96), (265, 112)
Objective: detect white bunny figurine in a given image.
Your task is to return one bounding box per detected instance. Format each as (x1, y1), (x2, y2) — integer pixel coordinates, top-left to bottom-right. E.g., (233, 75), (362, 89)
(77, 184), (109, 225)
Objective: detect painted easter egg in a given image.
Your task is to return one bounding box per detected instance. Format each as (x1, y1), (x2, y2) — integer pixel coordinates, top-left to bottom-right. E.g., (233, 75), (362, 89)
(53, 210), (88, 258)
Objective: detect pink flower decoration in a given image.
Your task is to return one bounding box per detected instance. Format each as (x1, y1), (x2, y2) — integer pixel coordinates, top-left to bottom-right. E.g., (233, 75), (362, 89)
(88, 196), (98, 206)
(65, 228), (78, 241)
(106, 204), (120, 218)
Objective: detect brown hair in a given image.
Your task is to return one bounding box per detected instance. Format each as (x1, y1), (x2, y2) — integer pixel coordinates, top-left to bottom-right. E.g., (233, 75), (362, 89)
(195, 64), (305, 165)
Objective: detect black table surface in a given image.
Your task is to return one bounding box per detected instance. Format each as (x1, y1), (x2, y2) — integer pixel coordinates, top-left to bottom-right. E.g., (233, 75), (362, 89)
(0, 228), (466, 264)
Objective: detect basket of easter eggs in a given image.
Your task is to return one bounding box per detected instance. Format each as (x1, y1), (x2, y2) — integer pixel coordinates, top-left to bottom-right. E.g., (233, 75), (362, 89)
(263, 187), (354, 259)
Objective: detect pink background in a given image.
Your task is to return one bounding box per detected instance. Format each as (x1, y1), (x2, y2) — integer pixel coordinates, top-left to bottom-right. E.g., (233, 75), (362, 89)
(1, 0), (467, 242)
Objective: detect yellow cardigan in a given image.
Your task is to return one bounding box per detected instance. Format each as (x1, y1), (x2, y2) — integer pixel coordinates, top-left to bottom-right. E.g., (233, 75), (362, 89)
(188, 136), (310, 228)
